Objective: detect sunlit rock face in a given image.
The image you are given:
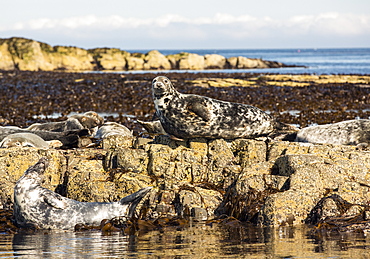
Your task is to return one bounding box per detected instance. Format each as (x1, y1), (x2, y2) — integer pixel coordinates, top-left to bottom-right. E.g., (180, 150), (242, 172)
(0, 37), (293, 71)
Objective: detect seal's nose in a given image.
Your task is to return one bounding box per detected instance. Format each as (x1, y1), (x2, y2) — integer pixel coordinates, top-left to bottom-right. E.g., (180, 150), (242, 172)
(153, 81), (164, 89)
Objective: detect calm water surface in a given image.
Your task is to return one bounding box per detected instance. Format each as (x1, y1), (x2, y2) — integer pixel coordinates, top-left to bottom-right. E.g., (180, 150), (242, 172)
(1, 223), (370, 258)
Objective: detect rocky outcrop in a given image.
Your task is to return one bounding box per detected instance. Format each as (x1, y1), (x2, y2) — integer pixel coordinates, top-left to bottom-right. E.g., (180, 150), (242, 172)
(1, 135), (369, 227)
(0, 37), (295, 71)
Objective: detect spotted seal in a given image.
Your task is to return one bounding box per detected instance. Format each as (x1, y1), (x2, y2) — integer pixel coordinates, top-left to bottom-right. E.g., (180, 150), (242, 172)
(14, 158), (152, 230)
(151, 76), (296, 140)
(0, 133), (62, 149)
(295, 119), (370, 146)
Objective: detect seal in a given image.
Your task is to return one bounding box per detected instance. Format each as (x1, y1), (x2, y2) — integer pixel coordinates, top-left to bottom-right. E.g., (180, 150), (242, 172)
(13, 158), (152, 230)
(0, 127), (89, 149)
(295, 119), (370, 146)
(94, 122), (132, 139)
(27, 111), (104, 134)
(151, 76), (296, 139)
(0, 133), (62, 149)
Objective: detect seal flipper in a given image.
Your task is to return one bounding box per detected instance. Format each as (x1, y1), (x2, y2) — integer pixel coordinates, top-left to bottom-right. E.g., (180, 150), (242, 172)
(186, 96), (212, 121)
(42, 191), (68, 209)
(119, 187), (152, 218)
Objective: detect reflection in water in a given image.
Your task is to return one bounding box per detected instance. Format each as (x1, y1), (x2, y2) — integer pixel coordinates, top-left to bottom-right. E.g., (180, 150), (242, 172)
(1, 224), (370, 258)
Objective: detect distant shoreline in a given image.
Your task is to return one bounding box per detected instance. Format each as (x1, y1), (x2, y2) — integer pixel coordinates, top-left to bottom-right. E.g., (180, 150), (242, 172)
(0, 37), (301, 72)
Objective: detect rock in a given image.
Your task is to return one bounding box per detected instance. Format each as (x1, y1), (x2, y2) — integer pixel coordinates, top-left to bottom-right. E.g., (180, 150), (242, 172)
(0, 40), (16, 70)
(143, 50), (171, 70)
(227, 56), (284, 69)
(90, 48), (129, 70)
(0, 37), (294, 71)
(204, 54), (227, 69)
(2, 133), (369, 228)
(178, 53), (205, 70)
(6, 37), (55, 71)
(48, 46), (94, 70)
(126, 56), (145, 70)
(166, 52), (206, 70)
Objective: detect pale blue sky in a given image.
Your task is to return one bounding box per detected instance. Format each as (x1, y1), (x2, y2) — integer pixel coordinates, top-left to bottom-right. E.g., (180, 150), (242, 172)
(1, 0), (369, 49)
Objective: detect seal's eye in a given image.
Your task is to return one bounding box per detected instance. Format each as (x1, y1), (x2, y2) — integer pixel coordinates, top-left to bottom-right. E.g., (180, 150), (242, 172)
(152, 79), (157, 83)
(163, 79), (168, 83)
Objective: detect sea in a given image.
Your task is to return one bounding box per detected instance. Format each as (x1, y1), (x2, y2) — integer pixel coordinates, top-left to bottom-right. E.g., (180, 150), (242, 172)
(127, 47), (370, 75)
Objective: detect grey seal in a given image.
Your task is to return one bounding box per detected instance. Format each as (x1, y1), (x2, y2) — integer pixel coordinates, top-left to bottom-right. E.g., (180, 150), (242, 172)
(0, 127), (89, 149)
(295, 119), (370, 145)
(14, 158), (152, 230)
(94, 122), (132, 139)
(27, 111), (104, 134)
(152, 76), (296, 140)
(0, 133), (62, 149)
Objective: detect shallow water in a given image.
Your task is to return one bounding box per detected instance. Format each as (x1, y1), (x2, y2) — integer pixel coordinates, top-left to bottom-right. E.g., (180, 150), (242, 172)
(1, 223), (370, 258)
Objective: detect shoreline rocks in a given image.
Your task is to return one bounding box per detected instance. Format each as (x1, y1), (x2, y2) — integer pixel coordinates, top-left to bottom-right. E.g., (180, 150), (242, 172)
(1, 136), (369, 227)
(0, 37), (297, 71)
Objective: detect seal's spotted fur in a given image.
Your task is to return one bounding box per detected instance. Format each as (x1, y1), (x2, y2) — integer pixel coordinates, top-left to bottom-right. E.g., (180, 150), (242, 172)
(14, 158), (152, 230)
(152, 76), (293, 139)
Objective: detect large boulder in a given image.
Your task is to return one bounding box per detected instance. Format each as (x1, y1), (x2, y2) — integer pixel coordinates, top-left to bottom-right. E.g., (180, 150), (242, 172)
(0, 40), (16, 70)
(48, 46), (94, 70)
(143, 50), (171, 70)
(204, 54), (227, 69)
(90, 48), (129, 70)
(167, 52), (205, 70)
(5, 37), (55, 71)
(126, 53), (145, 70)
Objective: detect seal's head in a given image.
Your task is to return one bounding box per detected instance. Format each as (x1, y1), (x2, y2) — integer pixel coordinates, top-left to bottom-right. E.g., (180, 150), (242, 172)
(152, 76), (179, 111)
(18, 157), (49, 186)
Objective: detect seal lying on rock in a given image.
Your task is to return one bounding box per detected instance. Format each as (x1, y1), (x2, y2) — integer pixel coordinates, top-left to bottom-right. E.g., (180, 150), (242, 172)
(295, 119), (370, 146)
(0, 133), (62, 149)
(27, 111), (104, 134)
(94, 122), (132, 139)
(13, 158), (152, 230)
(0, 127), (89, 149)
(152, 76), (296, 139)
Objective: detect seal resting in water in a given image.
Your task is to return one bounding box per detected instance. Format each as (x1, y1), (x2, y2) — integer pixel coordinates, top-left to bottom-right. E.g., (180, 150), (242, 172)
(13, 158), (152, 230)
(151, 76), (296, 140)
(295, 119), (370, 146)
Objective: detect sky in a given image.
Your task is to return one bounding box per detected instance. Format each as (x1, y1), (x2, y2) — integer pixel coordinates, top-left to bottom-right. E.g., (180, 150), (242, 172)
(0, 0), (369, 50)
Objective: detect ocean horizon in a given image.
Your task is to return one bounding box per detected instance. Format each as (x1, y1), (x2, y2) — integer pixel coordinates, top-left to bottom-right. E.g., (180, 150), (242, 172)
(123, 47), (370, 75)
